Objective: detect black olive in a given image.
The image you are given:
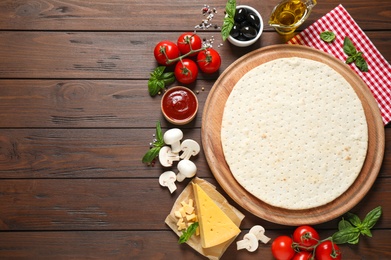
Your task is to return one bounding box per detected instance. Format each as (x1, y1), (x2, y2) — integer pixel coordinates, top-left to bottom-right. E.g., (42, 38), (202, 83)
(234, 8), (247, 23)
(229, 23), (241, 38)
(240, 20), (250, 28)
(241, 26), (257, 39)
(235, 34), (248, 41)
(247, 12), (260, 30)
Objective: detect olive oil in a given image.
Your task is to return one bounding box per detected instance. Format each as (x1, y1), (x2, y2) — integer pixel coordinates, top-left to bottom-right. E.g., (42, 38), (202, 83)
(269, 0), (317, 34)
(270, 1), (307, 26)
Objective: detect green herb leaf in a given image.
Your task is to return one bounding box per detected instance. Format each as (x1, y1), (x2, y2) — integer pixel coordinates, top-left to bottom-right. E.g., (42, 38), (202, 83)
(155, 121), (164, 147)
(147, 66), (175, 96)
(362, 206), (382, 229)
(345, 212), (362, 227)
(355, 55), (369, 72)
(338, 218), (353, 231)
(342, 36), (369, 72)
(142, 121), (165, 163)
(141, 146), (161, 163)
(225, 0), (236, 17)
(360, 228), (372, 237)
(332, 227), (361, 244)
(178, 222), (199, 244)
(320, 31), (336, 42)
(343, 36), (357, 56)
(221, 0), (236, 41)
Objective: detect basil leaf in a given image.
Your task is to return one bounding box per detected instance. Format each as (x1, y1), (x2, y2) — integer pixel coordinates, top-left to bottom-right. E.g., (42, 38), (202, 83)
(355, 55), (369, 72)
(332, 227), (361, 244)
(360, 228), (372, 237)
(338, 218), (353, 231)
(320, 31), (336, 42)
(142, 146), (161, 163)
(153, 66), (165, 77)
(345, 212), (362, 227)
(178, 222), (199, 244)
(155, 121), (164, 147)
(343, 36), (357, 56)
(221, 0), (236, 41)
(362, 206), (382, 229)
(221, 18), (234, 41)
(225, 0), (236, 18)
(148, 66), (174, 96)
(346, 56), (356, 64)
(142, 121), (165, 163)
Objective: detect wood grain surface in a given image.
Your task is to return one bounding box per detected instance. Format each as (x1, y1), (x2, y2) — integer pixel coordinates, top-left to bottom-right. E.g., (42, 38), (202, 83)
(0, 0), (390, 259)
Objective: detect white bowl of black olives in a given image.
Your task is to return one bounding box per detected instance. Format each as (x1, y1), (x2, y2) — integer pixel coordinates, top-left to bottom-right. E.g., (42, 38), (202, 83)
(228, 5), (263, 47)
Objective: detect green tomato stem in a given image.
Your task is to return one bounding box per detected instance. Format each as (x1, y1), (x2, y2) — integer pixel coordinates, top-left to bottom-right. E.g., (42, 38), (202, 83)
(165, 46), (208, 65)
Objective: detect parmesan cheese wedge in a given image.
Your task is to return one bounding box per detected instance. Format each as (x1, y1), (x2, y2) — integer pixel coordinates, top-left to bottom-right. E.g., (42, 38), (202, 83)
(192, 183), (241, 248)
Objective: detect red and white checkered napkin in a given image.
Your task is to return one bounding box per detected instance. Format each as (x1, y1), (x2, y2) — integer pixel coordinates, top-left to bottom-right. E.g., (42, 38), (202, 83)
(287, 4), (391, 125)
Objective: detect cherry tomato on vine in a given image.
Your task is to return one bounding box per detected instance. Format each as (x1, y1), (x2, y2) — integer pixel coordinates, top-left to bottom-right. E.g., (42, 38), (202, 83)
(177, 33), (202, 56)
(174, 59), (198, 84)
(153, 40), (180, 66)
(292, 251), (312, 260)
(315, 240), (342, 260)
(271, 236), (295, 260)
(293, 225), (320, 249)
(197, 48), (221, 74)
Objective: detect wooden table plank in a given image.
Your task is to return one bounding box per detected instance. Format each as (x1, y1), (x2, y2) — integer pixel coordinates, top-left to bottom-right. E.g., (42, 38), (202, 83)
(0, 178), (390, 231)
(0, 80), (207, 128)
(0, 31), (389, 79)
(1, 229), (390, 259)
(0, 0), (390, 31)
(0, 128), (390, 178)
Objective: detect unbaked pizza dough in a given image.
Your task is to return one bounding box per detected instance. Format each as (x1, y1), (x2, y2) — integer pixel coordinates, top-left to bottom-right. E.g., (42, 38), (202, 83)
(221, 57), (368, 210)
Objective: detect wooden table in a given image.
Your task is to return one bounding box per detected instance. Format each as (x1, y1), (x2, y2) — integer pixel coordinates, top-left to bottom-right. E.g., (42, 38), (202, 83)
(0, 0), (390, 259)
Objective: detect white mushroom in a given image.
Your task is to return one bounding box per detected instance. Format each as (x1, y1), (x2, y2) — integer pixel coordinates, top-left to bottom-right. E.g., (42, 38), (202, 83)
(159, 146), (180, 167)
(159, 171), (177, 193)
(163, 128), (183, 153)
(180, 139), (200, 160)
(236, 233), (259, 252)
(249, 225), (271, 244)
(176, 159), (197, 182)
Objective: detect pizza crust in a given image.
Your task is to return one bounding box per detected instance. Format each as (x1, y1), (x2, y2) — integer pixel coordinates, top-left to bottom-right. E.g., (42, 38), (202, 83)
(221, 57), (368, 210)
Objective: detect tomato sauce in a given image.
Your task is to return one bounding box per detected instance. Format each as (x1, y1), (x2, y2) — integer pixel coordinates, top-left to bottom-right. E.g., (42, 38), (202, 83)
(162, 87), (198, 121)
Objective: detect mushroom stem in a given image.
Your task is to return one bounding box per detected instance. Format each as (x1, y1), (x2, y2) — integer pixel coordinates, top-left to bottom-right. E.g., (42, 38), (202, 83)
(249, 225), (271, 244)
(236, 233), (259, 252)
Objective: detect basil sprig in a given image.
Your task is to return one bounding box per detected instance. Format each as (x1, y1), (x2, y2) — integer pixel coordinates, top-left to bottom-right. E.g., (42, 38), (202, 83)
(343, 36), (368, 72)
(320, 31), (336, 43)
(178, 222), (199, 244)
(332, 206), (382, 244)
(221, 0), (236, 41)
(142, 121), (165, 163)
(148, 66), (175, 96)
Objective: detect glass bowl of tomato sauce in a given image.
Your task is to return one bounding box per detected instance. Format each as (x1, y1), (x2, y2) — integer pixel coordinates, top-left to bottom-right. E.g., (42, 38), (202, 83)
(161, 86), (198, 125)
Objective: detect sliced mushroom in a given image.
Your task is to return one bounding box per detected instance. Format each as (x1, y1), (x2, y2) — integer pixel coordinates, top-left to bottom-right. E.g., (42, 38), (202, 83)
(249, 225), (271, 244)
(180, 139), (200, 160)
(176, 159), (197, 182)
(236, 232), (259, 252)
(159, 171), (177, 193)
(163, 128), (183, 153)
(159, 146), (180, 167)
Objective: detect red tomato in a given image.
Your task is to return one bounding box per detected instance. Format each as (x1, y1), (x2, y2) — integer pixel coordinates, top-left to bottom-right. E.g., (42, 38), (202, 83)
(293, 226), (320, 249)
(315, 241), (342, 260)
(154, 40), (180, 66)
(174, 59), (198, 84)
(271, 236), (295, 260)
(197, 48), (222, 74)
(292, 251), (312, 260)
(177, 33), (202, 56)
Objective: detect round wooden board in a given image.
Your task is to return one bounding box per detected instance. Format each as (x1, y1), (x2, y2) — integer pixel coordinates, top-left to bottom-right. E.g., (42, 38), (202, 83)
(201, 44), (385, 226)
